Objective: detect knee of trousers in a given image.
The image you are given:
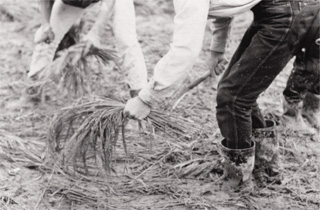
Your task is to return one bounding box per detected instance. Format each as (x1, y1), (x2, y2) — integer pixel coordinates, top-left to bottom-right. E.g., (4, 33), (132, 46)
(216, 87), (248, 110)
(216, 87), (234, 109)
(216, 86), (254, 117)
(216, 87), (237, 125)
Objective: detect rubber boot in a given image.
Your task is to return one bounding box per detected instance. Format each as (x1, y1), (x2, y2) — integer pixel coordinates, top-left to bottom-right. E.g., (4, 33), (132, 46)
(282, 96), (315, 134)
(253, 120), (282, 187)
(302, 93), (320, 130)
(218, 139), (255, 192)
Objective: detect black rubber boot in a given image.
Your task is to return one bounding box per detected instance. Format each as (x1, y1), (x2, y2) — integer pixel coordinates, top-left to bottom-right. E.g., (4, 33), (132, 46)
(219, 139), (255, 192)
(282, 96), (315, 134)
(253, 120), (282, 187)
(302, 93), (320, 130)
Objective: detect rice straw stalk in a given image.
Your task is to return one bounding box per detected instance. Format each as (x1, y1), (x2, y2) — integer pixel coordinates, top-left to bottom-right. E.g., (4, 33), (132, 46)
(42, 42), (120, 97)
(47, 96), (197, 176)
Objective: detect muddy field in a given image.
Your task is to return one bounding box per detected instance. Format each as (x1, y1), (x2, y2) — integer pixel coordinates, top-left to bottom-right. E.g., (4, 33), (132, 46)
(0, 0), (319, 209)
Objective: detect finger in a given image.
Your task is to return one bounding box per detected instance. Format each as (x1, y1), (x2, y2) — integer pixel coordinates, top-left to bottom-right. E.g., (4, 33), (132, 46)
(84, 41), (92, 54)
(218, 65), (225, 74)
(136, 115), (146, 121)
(222, 59), (229, 66)
(123, 110), (130, 119)
(122, 117), (129, 127)
(35, 36), (46, 44)
(210, 69), (216, 78)
(128, 113), (139, 121)
(217, 68), (224, 76)
(44, 38), (51, 44)
(138, 120), (146, 131)
(217, 63), (226, 74)
(214, 66), (222, 75)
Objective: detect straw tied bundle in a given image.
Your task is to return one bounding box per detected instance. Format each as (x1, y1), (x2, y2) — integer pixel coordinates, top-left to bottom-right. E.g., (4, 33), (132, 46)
(48, 96), (196, 175)
(41, 41), (119, 96)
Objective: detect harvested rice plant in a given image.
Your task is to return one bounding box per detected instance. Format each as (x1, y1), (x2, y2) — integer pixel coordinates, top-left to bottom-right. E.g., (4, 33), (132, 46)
(0, 0), (319, 209)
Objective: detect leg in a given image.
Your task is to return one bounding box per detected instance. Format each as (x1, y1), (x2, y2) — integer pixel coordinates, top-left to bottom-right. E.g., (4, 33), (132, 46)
(283, 52), (318, 103)
(252, 103), (266, 129)
(302, 42), (320, 128)
(282, 53), (318, 133)
(302, 91), (320, 129)
(83, 0), (115, 48)
(252, 119), (282, 186)
(283, 11), (320, 130)
(28, 0), (97, 79)
(216, 2), (295, 149)
(218, 21), (256, 84)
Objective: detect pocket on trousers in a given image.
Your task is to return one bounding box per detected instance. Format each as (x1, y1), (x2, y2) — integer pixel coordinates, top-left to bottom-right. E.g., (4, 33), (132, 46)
(259, 1), (291, 13)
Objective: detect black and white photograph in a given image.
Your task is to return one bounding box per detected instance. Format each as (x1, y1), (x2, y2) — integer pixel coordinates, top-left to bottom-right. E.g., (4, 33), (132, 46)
(0, 0), (319, 209)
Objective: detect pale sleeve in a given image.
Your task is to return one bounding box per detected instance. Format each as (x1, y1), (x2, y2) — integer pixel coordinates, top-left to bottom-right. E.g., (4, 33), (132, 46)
(138, 0), (210, 106)
(208, 0), (261, 52)
(113, 0), (148, 90)
(209, 16), (233, 53)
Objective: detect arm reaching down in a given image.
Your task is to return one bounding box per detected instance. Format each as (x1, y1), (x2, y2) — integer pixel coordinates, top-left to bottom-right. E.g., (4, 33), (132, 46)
(138, 0), (210, 107)
(34, 0), (55, 44)
(112, 0), (148, 91)
(124, 0), (210, 119)
(84, 0), (115, 48)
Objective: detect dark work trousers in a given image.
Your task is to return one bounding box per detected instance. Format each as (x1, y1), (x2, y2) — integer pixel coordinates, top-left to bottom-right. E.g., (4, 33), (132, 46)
(62, 0), (100, 8)
(283, 7), (320, 103)
(216, 0), (319, 149)
(283, 48), (320, 103)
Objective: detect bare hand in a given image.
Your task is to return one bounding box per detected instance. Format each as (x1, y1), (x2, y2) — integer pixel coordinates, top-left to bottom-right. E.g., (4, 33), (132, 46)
(34, 24), (55, 44)
(207, 51), (228, 77)
(83, 31), (102, 49)
(124, 97), (151, 120)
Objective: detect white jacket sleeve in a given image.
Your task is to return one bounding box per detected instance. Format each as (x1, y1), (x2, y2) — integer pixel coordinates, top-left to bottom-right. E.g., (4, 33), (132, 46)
(208, 0), (260, 17)
(113, 0), (148, 90)
(139, 0), (210, 106)
(208, 0), (261, 52)
(209, 16), (233, 53)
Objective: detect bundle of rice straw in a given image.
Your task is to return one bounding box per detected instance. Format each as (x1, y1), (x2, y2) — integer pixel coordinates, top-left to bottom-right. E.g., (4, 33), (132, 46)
(42, 42), (119, 96)
(47, 96), (197, 176)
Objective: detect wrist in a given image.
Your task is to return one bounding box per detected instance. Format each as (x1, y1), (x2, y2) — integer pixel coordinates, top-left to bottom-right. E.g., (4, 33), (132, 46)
(139, 96), (151, 108)
(210, 50), (224, 55)
(138, 88), (155, 108)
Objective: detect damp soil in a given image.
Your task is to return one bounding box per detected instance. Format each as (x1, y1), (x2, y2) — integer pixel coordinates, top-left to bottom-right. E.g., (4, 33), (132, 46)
(0, 0), (319, 209)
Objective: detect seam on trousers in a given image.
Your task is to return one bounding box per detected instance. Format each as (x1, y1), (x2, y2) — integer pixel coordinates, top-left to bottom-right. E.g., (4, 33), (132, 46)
(230, 7), (294, 148)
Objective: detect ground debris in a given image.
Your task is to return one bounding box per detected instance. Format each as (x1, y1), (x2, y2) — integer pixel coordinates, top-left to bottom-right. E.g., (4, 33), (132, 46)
(1, 1), (320, 209)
